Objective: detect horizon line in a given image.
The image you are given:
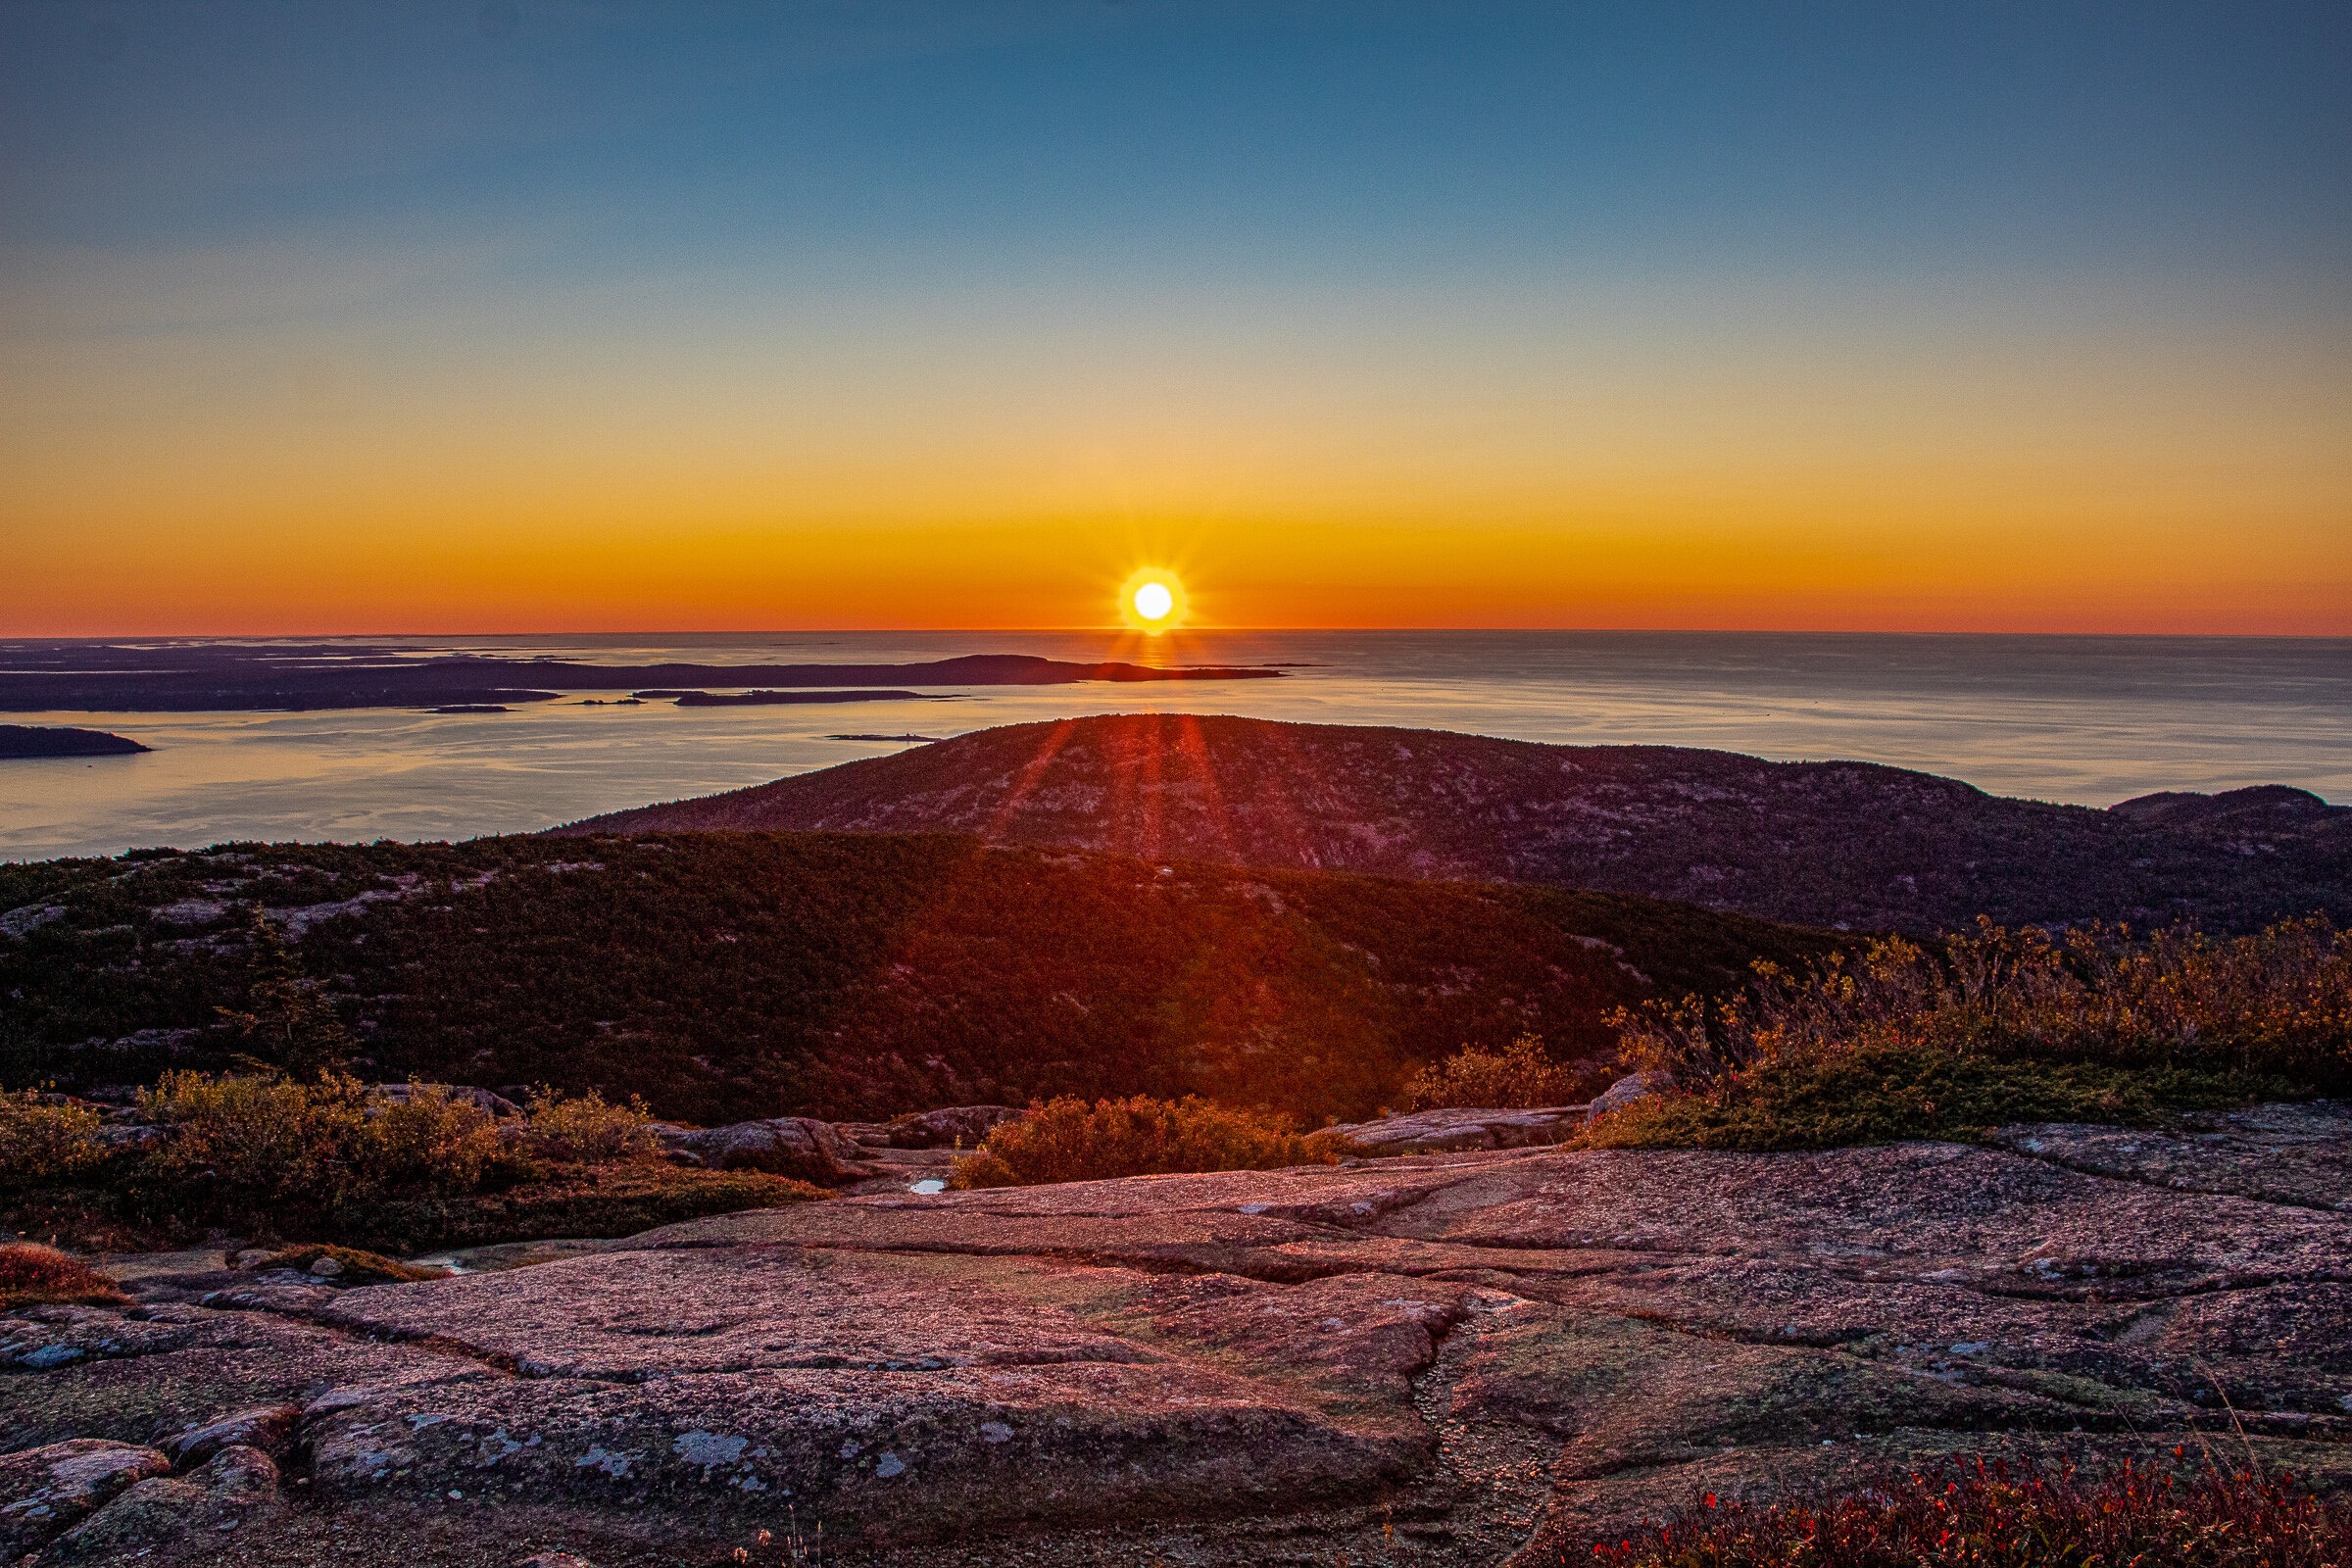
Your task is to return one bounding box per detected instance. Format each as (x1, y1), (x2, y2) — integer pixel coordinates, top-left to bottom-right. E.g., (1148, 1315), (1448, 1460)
(9, 626), (2352, 643)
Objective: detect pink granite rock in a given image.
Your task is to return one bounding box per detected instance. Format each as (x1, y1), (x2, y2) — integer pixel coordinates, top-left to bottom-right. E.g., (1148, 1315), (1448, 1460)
(6, 1103), (2346, 1566)
(0, 1438), (170, 1556)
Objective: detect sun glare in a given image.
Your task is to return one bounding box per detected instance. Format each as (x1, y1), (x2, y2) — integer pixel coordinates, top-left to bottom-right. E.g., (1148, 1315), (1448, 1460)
(1118, 569), (1189, 634)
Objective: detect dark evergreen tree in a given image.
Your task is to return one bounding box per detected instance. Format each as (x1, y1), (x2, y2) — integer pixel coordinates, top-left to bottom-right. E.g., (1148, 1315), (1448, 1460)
(217, 906), (354, 1078)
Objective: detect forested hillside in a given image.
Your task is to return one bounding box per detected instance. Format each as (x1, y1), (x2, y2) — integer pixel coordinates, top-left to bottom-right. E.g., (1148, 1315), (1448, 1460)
(0, 833), (1830, 1124)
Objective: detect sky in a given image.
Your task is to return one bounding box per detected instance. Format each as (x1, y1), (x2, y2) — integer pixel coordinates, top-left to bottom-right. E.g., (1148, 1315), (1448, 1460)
(2, 0), (2347, 635)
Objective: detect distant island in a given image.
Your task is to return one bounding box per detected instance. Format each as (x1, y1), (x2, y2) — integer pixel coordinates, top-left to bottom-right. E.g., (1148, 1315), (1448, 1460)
(668, 689), (940, 707)
(426, 704), (509, 714)
(0, 723), (150, 758)
(0, 641), (1285, 711)
(828, 732), (944, 743)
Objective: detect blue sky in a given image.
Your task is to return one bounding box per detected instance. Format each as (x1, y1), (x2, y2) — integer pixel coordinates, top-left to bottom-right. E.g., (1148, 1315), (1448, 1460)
(11, 2), (2347, 282)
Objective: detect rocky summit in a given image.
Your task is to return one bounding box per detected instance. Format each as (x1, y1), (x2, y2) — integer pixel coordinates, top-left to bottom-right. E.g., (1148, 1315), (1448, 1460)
(3, 1103), (2349, 1566)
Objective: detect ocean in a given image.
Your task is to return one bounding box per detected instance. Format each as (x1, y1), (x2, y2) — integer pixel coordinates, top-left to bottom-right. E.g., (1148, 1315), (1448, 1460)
(4, 630), (2346, 862)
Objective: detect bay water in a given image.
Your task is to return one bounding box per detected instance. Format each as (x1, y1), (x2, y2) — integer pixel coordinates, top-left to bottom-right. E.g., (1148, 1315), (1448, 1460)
(4, 630), (2345, 862)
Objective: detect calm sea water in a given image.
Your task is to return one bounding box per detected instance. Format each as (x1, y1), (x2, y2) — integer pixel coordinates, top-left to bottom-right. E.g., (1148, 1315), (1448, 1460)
(4, 631), (2346, 862)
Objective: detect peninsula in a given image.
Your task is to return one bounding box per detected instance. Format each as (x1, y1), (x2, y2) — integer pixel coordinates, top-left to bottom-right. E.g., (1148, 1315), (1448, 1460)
(0, 725), (150, 759)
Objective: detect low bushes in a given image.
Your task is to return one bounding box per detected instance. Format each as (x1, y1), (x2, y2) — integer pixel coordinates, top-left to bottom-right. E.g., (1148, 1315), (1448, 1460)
(517, 1085), (656, 1163)
(0, 1242), (124, 1308)
(0, 1092), (107, 1185)
(136, 1072), (507, 1208)
(1573, 1455), (2347, 1567)
(951, 1095), (1350, 1188)
(0, 1071), (810, 1253)
(1614, 917), (2351, 1090)
(362, 1085), (505, 1194)
(1405, 1034), (1595, 1110)
(1596, 917), (2350, 1150)
(0, 834), (1822, 1128)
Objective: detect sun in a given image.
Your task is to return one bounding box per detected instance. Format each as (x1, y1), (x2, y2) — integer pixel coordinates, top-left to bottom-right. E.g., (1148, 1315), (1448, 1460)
(1117, 568), (1189, 634)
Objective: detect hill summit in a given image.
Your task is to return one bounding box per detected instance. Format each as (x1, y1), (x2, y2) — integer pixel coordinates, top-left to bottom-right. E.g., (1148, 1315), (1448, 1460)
(563, 713), (2349, 934)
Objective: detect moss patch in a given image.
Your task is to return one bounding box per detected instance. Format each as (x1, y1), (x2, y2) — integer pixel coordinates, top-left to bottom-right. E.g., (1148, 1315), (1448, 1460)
(4, 1162), (825, 1258)
(1582, 1047), (2290, 1152)
(242, 1243), (449, 1284)
(326, 1163), (827, 1254)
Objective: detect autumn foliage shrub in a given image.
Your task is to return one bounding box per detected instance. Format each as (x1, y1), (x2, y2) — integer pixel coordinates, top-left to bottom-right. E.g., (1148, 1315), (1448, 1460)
(0, 1242), (124, 1307)
(1612, 916), (2352, 1091)
(1593, 917), (2351, 1148)
(137, 1070), (373, 1204)
(1573, 1456), (2348, 1568)
(519, 1085), (657, 1163)
(1405, 1034), (1592, 1110)
(0, 1091), (107, 1186)
(354, 1086), (503, 1196)
(951, 1095), (1350, 1188)
(122, 1072), (657, 1233)
(0, 1072), (798, 1252)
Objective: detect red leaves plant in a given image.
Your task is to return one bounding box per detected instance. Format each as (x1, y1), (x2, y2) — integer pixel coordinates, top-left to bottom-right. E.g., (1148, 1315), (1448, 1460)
(1579, 1456), (2346, 1567)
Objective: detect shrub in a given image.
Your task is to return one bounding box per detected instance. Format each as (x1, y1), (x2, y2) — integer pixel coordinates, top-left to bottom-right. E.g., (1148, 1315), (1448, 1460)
(353, 1086), (502, 1196)
(951, 1095), (1349, 1188)
(1405, 1034), (1592, 1109)
(1587, 916), (2350, 1152)
(138, 1070), (371, 1204)
(0, 1242), (125, 1307)
(0, 1092), (107, 1186)
(521, 1085), (657, 1163)
(1612, 917), (2352, 1094)
(138, 1074), (651, 1219)
(1, 1073), (810, 1254)
(1571, 1455), (2348, 1567)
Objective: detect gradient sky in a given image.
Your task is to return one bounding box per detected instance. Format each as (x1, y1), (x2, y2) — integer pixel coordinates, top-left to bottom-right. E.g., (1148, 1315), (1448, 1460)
(3, 1), (2347, 634)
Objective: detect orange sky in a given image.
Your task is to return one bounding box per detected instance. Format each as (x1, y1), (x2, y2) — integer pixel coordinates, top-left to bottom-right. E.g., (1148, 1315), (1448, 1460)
(8, 327), (2344, 635)
(8, 266), (2347, 636)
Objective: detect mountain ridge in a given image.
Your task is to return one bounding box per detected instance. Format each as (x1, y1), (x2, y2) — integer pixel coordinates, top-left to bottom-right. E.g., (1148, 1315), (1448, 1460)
(560, 713), (2350, 934)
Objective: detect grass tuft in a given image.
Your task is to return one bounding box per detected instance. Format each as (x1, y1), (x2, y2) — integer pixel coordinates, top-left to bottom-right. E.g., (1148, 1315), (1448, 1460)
(0, 1242), (126, 1307)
